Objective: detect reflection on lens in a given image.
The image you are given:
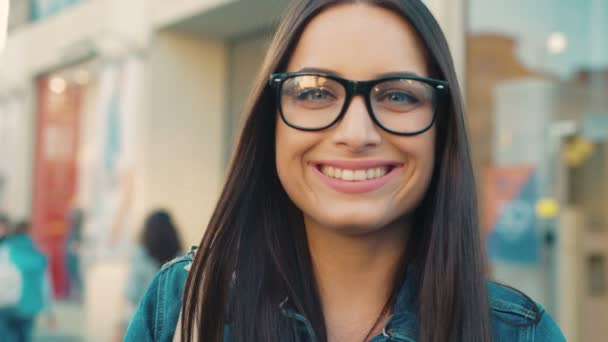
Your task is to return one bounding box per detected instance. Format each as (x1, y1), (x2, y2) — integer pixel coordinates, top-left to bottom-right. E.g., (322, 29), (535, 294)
(281, 76), (345, 129)
(371, 79), (434, 133)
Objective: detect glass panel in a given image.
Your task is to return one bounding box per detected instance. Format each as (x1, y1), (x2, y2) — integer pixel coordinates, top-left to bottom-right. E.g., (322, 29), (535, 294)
(467, 1), (608, 339)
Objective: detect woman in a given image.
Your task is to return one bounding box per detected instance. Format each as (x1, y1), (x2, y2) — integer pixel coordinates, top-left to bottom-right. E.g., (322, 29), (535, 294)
(120, 210), (182, 341)
(126, 1), (565, 341)
(125, 210), (183, 310)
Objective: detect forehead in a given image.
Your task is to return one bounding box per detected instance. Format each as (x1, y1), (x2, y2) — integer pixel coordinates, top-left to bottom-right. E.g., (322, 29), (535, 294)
(287, 4), (428, 79)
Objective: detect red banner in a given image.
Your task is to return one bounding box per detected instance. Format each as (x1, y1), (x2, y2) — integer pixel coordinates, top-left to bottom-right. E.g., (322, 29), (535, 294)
(482, 165), (534, 233)
(32, 76), (83, 298)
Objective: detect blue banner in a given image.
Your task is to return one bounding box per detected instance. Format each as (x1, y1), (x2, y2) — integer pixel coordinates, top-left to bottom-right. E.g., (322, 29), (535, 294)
(487, 171), (540, 264)
(31, 0), (81, 21)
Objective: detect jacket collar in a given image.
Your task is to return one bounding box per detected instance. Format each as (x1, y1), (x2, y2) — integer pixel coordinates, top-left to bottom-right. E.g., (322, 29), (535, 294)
(381, 267), (419, 341)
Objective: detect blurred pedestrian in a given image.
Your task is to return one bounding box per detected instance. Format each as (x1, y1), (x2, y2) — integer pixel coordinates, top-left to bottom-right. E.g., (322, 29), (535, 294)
(65, 207), (84, 302)
(0, 214), (19, 338)
(0, 214), (8, 242)
(0, 220), (53, 342)
(123, 210), (182, 323)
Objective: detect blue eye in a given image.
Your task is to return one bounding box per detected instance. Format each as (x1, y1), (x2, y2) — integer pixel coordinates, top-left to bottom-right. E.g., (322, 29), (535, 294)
(373, 87), (426, 113)
(296, 88), (335, 102)
(382, 91), (419, 104)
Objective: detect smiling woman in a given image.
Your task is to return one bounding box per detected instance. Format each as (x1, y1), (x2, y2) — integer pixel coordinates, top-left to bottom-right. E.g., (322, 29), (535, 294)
(124, 1), (566, 342)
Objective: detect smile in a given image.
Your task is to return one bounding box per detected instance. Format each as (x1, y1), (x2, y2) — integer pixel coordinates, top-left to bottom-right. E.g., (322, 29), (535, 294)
(311, 161), (403, 194)
(319, 165), (391, 181)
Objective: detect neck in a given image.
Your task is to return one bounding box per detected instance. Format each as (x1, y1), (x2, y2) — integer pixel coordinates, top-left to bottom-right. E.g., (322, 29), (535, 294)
(305, 218), (409, 341)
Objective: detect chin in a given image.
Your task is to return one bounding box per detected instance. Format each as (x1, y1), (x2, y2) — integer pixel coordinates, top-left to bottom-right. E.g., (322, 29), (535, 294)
(307, 204), (414, 236)
(322, 213), (392, 234)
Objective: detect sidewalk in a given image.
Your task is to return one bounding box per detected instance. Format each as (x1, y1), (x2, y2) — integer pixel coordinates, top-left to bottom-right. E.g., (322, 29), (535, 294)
(34, 301), (83, 342)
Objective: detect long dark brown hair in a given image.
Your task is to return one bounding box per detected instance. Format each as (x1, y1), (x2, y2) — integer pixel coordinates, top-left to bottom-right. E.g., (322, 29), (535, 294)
(182, 1), (491, 341)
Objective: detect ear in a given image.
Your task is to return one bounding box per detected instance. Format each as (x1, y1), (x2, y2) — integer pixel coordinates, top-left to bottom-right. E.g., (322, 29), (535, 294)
(0, 0), (8, 55)
(0, 0), (9, 53)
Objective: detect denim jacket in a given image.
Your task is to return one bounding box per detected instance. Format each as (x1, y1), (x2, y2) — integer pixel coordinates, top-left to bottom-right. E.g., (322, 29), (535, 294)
(124, 249), (566, 342)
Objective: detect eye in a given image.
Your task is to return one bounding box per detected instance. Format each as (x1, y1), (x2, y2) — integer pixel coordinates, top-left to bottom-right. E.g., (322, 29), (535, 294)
(378, 91), (419, 104)
(296, 88), (336, 102)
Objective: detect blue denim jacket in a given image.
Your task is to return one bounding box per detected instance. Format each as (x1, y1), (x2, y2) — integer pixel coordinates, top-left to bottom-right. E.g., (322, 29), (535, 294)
(124, 249), (566, 341)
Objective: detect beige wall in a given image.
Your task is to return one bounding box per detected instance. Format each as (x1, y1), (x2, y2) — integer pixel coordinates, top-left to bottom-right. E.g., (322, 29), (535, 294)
(225, 32), (271, 163)
(0, 85), (35, 220)
(76, 28), (228, 342)
(425, 0), (466, 85)
(150, 0), (233, 30)
(82, 31), (228, 339)
(140, 30), (227, 248)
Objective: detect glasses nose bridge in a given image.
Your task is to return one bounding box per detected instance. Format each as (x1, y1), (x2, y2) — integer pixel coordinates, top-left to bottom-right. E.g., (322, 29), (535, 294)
(343, 80), (373, 114)
(338, 80), (378, 133)
(348, 80), (372, 98)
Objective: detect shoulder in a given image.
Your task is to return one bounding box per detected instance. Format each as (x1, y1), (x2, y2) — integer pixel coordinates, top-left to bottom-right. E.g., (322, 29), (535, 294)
(487, 281), (565, 341)
(160, 248), (195, 273)
(124, 247), (196, 341)
(487, 281), (540, 323)
(7, 235), (46, 266)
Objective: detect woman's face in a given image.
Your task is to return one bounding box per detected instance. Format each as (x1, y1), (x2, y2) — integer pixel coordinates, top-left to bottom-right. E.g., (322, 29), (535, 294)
(275, 4), (436, 234)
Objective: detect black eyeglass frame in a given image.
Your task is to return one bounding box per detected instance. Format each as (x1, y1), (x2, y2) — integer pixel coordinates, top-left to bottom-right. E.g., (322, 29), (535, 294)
(269, 72), (450, 136)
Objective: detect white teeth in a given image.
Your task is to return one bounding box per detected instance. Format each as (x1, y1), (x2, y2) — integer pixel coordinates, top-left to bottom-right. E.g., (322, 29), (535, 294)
(354, 170), (367, 181)
(342, 169), (354, 181)
(320, 166), (390, 181)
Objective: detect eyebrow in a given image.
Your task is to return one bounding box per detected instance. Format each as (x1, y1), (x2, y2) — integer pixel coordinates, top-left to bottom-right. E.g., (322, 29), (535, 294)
(296, 67), (424, 78)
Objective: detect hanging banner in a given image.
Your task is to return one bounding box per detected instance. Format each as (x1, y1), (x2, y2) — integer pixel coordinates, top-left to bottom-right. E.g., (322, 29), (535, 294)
(31, 0), (81, 21)
(32, 76), (83, 298)
(0, 96), (25, 216)
(80, 58), (140, 259)
(483, 165), (541, 265)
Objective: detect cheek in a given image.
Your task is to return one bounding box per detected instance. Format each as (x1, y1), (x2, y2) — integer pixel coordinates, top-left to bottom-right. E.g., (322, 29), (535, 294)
(416, 132), (437, 203)
(416, 131), (436, 185)
(420, 131), (436, 175)
(275, 119), (298, 171)
(275, 122), (291, 186)
(274, 120), (312, 192)
(395, 129), (436, 198)
(397, 128), (435, 167)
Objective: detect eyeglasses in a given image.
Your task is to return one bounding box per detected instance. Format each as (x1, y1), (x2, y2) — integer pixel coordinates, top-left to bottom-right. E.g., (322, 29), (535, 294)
(269, 72), (449, 136)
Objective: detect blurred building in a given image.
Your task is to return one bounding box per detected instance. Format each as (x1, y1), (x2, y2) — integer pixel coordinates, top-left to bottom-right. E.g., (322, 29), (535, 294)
(468, 1), (608, 341)
(0, 0), (288, 340)
(0, 0), (605, 341)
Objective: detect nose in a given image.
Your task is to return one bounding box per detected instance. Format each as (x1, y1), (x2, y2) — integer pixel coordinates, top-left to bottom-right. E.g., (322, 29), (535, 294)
(331, 96), (382, 153)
